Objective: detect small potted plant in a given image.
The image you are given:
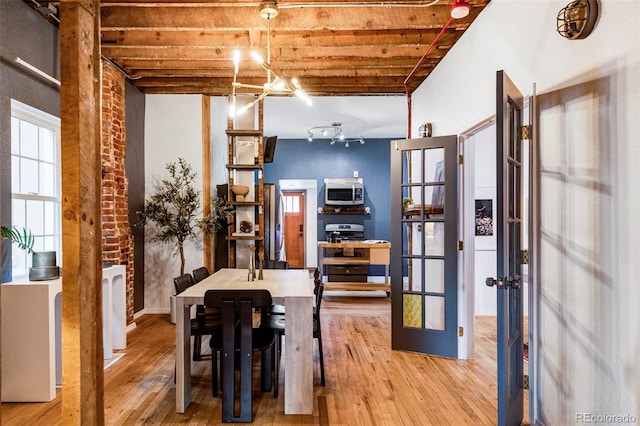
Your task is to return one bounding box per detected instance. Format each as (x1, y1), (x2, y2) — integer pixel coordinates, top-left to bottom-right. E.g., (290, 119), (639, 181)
(1, 226), (34, 253)
(1, 226), (59, 280)
(403, 196), (413, 210)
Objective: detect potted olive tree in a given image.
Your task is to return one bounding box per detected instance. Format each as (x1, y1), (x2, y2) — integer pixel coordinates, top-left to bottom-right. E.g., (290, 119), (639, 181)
(136, 158), (234, 275)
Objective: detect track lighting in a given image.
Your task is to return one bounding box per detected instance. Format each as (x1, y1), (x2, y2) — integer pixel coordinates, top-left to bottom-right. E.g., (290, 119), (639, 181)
(307, 122), (365, 147)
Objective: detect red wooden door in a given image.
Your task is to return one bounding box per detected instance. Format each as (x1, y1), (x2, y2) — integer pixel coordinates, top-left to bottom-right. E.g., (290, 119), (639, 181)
(283, 191), (305, 268)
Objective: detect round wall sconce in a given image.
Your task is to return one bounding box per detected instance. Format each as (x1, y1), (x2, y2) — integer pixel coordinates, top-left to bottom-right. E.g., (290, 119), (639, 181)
(556, 0), (599, 40)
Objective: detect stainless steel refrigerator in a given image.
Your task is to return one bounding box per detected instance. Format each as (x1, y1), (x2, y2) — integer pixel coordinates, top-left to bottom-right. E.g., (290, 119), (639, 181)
(263, 183), (279, 261)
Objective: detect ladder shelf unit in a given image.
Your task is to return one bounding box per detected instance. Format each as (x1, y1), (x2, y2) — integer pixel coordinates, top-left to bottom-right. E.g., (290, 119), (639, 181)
(226, 129), (264, 267)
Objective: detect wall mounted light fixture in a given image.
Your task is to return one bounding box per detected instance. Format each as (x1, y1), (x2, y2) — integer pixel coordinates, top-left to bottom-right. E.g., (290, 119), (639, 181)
(15, 57), (60, 86)
(556, 0), (599, 40)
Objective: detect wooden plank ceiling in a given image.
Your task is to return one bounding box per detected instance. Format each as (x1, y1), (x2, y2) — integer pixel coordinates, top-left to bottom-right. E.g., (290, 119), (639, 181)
(33, 0), (490, 96)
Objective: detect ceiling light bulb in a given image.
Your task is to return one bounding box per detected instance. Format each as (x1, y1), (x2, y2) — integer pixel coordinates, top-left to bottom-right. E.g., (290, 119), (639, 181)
(450, 0), (470, 19)
(232, 50), (241, 73)
(330, 140), (336, 145)
(229, 100), (236, 118)
(308, 136), (313, 142)
(294, 88), (312, 106)
(345, 141), (350, 148)
(250, 51), (264, 65)
(271, 77), (286, 90)
(339, 134), (345, 140)
(360, 138), (365, 145)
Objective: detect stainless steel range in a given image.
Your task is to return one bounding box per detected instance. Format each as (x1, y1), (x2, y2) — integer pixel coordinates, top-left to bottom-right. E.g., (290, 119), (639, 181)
(324, 224), (367, 282)
(325, 223), (364, 242)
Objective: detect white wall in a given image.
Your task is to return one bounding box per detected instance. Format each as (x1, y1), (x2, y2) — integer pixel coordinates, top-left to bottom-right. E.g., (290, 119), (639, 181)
(142, 96), (284, 311)
(210, 97), (230, 193)
(471, 125), (497, 316)
(412, 1), (640, 424)
(143, 94), (204, 313)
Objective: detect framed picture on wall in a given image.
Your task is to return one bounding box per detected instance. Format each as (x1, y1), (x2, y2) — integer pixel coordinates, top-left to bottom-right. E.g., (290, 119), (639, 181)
(475, 199), (493, 236)
(475, 187), (496, 250)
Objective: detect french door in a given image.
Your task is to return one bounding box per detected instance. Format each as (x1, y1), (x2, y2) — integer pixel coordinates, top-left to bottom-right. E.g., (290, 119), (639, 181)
(486, 70), (526, 426)
(390, 135), (458, 357)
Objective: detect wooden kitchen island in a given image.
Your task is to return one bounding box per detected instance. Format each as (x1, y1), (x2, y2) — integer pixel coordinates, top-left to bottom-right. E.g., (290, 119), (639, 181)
(318, 241), (391, 295)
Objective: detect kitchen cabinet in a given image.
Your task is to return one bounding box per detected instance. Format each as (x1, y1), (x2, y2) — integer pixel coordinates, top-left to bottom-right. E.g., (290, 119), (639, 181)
(318, 241), (390, 295)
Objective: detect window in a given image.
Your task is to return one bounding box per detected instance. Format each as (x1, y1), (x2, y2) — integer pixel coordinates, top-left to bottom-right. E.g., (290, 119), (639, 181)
(10, 99), (61, 277)
(283, 194), (300, 213)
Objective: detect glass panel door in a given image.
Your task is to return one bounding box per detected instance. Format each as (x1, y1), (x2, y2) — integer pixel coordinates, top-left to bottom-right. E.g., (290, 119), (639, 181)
(391, 135), (458, 358)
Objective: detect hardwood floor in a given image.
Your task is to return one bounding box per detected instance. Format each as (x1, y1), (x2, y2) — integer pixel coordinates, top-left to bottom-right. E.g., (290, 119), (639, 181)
(1, 292), (527, 425)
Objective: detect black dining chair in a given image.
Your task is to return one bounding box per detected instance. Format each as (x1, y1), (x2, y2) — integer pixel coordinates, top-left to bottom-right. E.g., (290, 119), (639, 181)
(270, 267), (320, 316)
(173, 273), (220, 361)
(262, 261), (289, 315)
(205, 289), (277, 423)
(262, 260), (289, 270)
(269, 275), (325, 392)
(192, 266), (210, 283)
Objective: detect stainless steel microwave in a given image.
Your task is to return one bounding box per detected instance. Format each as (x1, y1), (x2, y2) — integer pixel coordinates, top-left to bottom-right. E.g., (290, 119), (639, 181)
(324, 178), (364, 205)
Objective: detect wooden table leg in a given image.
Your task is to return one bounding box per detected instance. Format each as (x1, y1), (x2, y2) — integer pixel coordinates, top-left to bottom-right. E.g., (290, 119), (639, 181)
(284, 295), (313, 414)
(175, 298), (191, 413)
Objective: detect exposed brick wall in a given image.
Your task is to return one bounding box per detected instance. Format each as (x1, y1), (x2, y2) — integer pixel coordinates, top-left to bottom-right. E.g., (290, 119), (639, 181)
(101, 61), (135, 324)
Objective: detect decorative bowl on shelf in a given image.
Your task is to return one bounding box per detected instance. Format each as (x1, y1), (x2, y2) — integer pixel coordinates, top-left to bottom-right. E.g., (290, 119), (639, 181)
(231, 184), (250, 202)
(239, 220), (253, 233)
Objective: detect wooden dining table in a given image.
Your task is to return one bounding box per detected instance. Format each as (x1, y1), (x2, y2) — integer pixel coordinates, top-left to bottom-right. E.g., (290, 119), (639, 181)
(175, 268), (314, 415)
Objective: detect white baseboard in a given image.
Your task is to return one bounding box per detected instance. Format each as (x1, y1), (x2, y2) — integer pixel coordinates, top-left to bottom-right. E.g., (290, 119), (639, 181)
(143, 307), (171, 314)
(474, 310), (497, 316)
(133, 309), (146, 320)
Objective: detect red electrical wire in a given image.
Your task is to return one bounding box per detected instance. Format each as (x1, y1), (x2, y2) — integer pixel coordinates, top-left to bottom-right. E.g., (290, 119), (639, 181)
(403, 16), (454, 138)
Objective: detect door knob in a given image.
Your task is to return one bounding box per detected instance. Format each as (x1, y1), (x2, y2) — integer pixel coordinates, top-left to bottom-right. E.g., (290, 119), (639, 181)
(504, 275), (521, 289)
(486, 277), (503, 289)
(486, 275), (521, 289)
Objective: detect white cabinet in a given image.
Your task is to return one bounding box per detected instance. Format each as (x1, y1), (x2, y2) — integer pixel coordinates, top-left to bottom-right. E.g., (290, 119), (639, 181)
(103, 265), (127, 359)
(1, 265), (127, 402)
(1, 279), (62, 402)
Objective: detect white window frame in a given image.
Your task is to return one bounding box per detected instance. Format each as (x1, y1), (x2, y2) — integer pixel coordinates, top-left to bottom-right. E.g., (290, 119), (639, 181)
(10, 99), (62, 278)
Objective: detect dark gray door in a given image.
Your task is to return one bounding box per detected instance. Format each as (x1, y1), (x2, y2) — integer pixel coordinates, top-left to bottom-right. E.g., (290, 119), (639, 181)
(487, 70), (525, 426)
(390, 135), (458, 357)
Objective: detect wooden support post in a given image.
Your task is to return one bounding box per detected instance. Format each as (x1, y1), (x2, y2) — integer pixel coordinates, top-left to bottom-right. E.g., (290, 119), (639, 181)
(59, 0), (104, 424)
(202, 96), (212, 272)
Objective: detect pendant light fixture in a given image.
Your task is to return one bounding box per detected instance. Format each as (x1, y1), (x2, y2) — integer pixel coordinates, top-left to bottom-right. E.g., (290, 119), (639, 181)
(229, 1), (312, 117)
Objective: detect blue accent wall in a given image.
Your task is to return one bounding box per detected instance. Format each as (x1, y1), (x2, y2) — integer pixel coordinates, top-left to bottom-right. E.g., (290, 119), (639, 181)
(263, 137), (399, 274)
